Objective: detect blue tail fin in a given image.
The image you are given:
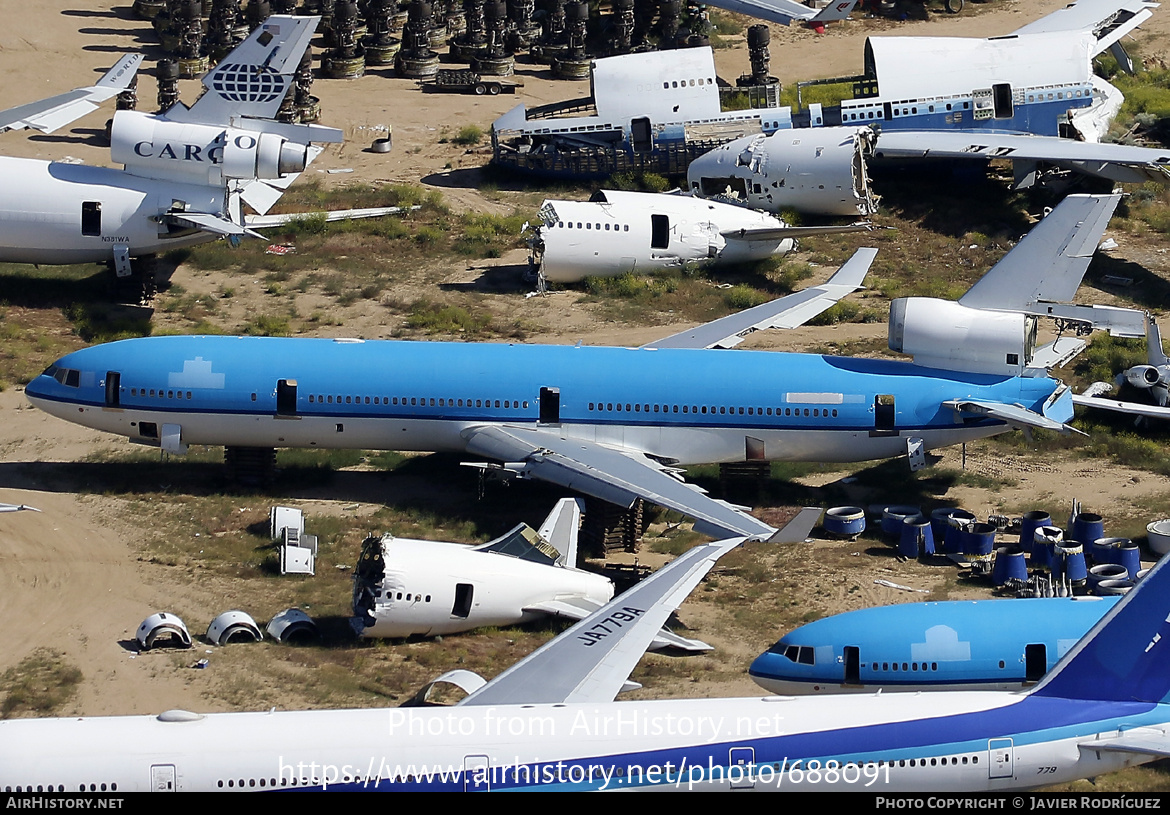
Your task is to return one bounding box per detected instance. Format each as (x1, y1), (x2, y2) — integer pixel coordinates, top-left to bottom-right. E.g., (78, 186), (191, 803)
(1032, 552), (1170, 704)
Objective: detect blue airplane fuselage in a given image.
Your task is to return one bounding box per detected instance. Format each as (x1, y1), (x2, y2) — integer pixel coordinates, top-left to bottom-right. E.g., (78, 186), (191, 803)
(750, 596), (1121, 694)
(25, 335), (1071, 466)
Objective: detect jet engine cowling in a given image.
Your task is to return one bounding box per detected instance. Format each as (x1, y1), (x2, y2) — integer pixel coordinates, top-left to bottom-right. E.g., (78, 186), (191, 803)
(686, 126), (878, 217)
(1123, 364), (1169, 390)
(111, 110), (308, 185)
(889, 298), (1036, 375)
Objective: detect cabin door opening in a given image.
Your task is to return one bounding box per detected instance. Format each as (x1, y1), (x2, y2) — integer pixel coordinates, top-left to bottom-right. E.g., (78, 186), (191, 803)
(81, 201), (102, 237)
(104, 371), (121, 408)
(843, 646), (861, 685)
(875, 394), (895, 431)
(539, 386), (561, 424)
(651, 214), (670, 250)
(992, 83), (1013, 119)
(276, 379), (298, 417)
(631, 117), (652, 152)
(452, 583), (474, 618)
(1024, 643), (1046, 682)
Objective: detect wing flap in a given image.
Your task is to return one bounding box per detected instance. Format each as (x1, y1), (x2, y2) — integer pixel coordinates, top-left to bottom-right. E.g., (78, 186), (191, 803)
(463, 425), (778, 539)
(1072, 393), (1170, 419)
(458, 538), (743, 706)
(647, 247), (876, 349)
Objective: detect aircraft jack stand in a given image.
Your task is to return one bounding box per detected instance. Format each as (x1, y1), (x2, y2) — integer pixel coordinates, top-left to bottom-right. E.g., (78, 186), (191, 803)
(580, 497), (646, 557)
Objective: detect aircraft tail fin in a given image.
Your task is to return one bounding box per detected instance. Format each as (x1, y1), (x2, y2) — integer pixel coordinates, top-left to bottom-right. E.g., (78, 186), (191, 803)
(958, 194), (1120, 312)
(1148, 313), (1170, 368)
(176, 15), (317, 124)
(538, 498), (584, 567)
(1031, 550), (1170, 704)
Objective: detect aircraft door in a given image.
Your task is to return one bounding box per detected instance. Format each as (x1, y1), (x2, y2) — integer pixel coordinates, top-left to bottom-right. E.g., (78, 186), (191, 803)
(987, 738), (1013, 779)
(82, 201), (102, 237)
(874, 394), (895, 433)
(539, 386), (561, 424)
(992, 83), (1013, 119)
(150, 763), (177, 791)
(464, 755), (491, 791)
(650, 214), (670, 250)
(631, 117), (653, 152)
(1025, 643), (1046, 682)
(276, 379), (298, 417)
(843, 646), (860, 685)
(105, 371), (121, 408)
(728, 747), (755, 789)
(452, 583), (474, 618)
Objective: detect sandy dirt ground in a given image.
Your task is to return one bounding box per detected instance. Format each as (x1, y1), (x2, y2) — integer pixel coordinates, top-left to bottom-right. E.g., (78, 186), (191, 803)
(2, 0), (1170, 733)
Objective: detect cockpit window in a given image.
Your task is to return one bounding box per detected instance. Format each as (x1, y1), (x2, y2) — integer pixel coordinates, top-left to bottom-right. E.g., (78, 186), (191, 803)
(776, 644), (815, 665)
(50, 367), (80, 388)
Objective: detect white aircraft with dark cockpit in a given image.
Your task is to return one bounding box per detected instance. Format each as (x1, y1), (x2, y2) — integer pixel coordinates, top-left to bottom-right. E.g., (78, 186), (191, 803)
(0, 17), (395, 286)
(528, 190), (871, 286)
(25, 194), (1134, 540)
(8, 531), (1170, 790)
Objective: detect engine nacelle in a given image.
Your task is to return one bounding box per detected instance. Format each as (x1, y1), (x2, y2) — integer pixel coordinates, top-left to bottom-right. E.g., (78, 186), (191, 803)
(1124, 364), (1169, 389)
(110, 110), (308, 185)
(889, 298), (1036, 375)
(686, 126), (877, 217)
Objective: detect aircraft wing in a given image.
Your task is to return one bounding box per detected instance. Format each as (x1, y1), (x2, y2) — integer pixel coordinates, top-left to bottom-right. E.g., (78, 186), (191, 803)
(525, 597), (714, 652)
(462, 425), (779, 539)
(457, 538), (744, 706)
(721, 222), (874, 242)
(1011, 0), (1157, 56)
(0, 54), (142, 134)
(1072, 392), (1170, 419)
(245, 206), (415, 229)
(874, 130), (1170, 184)
(946, 193), (1121, 311)
(647, 246), (876, 349)
(941, 398), (1083, 434)
(701, 0), (857, 26)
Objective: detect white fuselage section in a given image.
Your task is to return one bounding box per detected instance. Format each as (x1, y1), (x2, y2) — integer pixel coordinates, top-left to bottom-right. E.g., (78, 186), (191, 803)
(0, 693), (1158, 791)
(535, 192), (795, 282)
(0, 155), (222, 264)
(354, 536), (613, 638)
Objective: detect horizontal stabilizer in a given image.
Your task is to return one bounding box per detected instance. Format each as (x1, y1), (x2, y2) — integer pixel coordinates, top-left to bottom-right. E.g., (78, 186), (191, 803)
(1078, 729), (1170, 759)
(648, 247), (876, 349)
(458, 538), (743, 706)
(0, 54), (142, 134)
(952, 194), (1121, 311)
(768, 507), (822, 544)
(246, 206), (415, 229)
(701, 0), (856, 25)
(171, 212), (264, 239)
(942, 398), (1082, 434)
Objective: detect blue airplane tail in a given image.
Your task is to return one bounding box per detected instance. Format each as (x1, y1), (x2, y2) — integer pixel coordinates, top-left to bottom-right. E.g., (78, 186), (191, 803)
(1031, 552), (1170, 705)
